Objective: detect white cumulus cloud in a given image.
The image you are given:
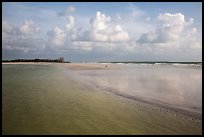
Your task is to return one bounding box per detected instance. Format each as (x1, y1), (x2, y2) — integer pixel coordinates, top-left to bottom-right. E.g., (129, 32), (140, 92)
(78, 11), (129, 43)
(19, 21), (39, 35)
(47, 15), (78, 48)
(138, 13), (185, 44)
(49, 26), (67, 46)
(137, 12), (201, 50)
(3, 20), (13, 33)
(2, 20), (44, 53)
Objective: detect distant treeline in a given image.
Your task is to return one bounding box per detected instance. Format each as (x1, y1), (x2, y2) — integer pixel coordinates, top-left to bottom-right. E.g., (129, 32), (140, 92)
(99, 61), (202, 64)
(2, 57), (70, 63)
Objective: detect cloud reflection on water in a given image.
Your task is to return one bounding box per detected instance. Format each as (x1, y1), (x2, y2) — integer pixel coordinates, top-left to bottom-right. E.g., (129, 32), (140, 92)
(73, 64), (202, 113)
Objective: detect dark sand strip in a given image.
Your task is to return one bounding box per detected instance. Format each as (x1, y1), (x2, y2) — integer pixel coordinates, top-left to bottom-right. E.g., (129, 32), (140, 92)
(98, 86), (202, 120)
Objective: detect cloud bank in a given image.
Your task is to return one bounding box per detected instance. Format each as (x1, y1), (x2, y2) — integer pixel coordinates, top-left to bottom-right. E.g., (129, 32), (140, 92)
(2, 3), (202, 61)
(3, 20), (44, 53)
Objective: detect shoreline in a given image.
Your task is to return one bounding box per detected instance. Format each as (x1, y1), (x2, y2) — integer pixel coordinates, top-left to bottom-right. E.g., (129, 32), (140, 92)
(2, 62), (119, 70)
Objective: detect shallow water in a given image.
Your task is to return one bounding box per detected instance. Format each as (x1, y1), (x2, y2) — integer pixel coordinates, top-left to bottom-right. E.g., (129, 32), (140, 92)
(70, 64), (202, 116)
(2, 64), (202, 135)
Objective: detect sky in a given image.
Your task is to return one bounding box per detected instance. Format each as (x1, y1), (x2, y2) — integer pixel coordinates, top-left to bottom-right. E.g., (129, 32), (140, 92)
(2, 2), (202, 62)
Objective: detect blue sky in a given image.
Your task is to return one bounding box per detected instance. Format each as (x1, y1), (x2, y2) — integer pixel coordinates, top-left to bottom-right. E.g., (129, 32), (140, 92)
(2, 2), (202, 62)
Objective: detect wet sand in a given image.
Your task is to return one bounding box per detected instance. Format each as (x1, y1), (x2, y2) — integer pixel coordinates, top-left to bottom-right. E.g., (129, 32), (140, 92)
(2, 63), (202, 134)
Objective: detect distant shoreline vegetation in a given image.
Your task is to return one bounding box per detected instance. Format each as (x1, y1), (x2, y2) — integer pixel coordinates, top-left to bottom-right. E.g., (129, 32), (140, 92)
(2, 57), (70, 63)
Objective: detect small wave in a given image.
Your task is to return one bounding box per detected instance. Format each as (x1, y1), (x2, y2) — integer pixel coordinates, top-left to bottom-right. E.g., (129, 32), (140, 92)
(172, 63), (202, 67)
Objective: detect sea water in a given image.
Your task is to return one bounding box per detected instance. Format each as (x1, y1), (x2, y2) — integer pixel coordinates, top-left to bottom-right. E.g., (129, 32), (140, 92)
(70, 64), (202, 116)
(2, 64), (202, 135)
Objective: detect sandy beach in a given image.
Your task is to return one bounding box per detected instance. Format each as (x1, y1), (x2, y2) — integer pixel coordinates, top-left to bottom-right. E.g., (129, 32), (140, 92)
(2, 62), (202, 134)
(57, 63), (119, 70)
(2, 62), (118, 70)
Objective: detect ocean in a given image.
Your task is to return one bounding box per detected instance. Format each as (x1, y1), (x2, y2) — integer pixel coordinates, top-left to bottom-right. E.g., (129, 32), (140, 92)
(2, 63), (202, 135)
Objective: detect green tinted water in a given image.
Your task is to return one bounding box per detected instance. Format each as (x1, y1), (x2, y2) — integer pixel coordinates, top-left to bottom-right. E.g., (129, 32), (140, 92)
(2, 64), (202, 135)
